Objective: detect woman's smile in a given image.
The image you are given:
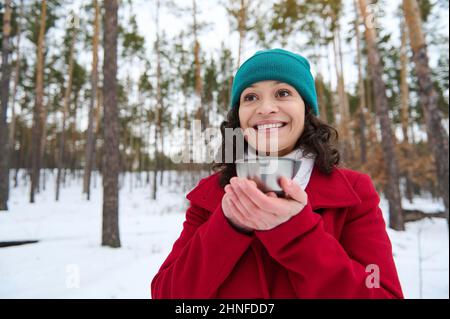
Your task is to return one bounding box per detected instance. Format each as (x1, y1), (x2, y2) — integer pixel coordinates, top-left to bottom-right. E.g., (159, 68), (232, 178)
(253, 120), (286, 129)
(251, 119), (289, 135)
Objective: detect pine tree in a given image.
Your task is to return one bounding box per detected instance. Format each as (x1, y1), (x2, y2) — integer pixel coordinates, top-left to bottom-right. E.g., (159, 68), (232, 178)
(403, 0), (449, 223)
(55, 13), (78, 201)
(358, 0), (405, 231)
(0, 0), (12, 210)
(83, 0), (100, 200)
(29, 0), (47, 203)
(102, 0), (120, 248)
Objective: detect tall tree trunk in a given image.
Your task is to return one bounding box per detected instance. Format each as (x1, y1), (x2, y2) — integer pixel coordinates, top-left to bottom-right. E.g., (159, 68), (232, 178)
(159, 112), (164, 186)
(40, 95), (48, 192)
(137, 92), (143, 186)
(83, 0), (100, 200)
(340, 45), (357, 161)
(183, 99), (190, 188)
(359, 0), (404, 231)
(30, 0), (47, 203)
(93, 86), (102, 177)
(316, 74), (329, 123)
(336, 23), (351, 140)
(192, 0), (207, 130)
(326, 42), (335, 125)
(332, 26), (351, 163)
(152, 118), (158, 200)
(151, 0), (162, 200)
(399, 17), (414, 203)
(56, 26), (77, 201)
(364, 64), (377, 144)
(8, 0), (24, 163)
(316, 22), (332, 125)
(400, 19), (410, 144)
(70, 92), (79, 173)
(0, 0), (13, 211)
(236, 0), (247, 69)
(403, 0), (449, 222)
(354, 0), (367, 165)
(102, 0), (121, 248)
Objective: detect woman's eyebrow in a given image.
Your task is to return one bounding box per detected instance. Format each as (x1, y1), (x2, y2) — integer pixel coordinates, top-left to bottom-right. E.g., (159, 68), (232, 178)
(248, 81), (283, 88)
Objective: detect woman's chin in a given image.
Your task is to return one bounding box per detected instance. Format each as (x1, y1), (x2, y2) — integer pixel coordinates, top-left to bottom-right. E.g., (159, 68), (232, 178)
(250, 138), (289, 152)
(247, 142), (286, 156)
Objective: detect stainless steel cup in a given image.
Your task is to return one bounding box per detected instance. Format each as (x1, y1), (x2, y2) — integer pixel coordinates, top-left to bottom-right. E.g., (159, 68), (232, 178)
(235, 157), (302, 197)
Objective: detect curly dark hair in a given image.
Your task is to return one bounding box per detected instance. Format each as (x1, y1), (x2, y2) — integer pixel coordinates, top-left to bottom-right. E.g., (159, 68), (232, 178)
(211, 104), (341, 188)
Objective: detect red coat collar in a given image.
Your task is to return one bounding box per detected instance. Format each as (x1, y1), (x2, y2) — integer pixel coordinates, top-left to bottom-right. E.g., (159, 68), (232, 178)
(186, 165), (362, 212)
(305, 164), (362, 209)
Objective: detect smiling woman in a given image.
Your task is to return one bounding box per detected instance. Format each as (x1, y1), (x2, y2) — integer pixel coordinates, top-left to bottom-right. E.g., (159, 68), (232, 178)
(214, 87), (340, 188)
(151, 48), (404, 299)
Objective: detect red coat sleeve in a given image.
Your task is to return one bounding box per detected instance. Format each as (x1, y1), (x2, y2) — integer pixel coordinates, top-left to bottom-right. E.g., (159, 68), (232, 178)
(254, 173), (404, 299)
(151, 198), (254, 298)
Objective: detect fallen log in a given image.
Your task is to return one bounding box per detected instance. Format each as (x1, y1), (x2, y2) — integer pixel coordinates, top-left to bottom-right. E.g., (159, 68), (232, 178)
(402, 209), (446, 223)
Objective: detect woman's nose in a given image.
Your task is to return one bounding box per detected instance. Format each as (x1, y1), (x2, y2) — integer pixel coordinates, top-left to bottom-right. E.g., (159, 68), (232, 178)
(256, 99), (279, 114)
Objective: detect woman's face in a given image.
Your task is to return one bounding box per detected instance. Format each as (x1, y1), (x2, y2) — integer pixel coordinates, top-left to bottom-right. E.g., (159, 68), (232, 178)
(238, 80), (306, 156)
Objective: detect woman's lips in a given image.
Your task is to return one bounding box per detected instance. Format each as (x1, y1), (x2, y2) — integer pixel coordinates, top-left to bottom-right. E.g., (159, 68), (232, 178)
(250, 123), (289, 136)
(253, 122), (287, 131)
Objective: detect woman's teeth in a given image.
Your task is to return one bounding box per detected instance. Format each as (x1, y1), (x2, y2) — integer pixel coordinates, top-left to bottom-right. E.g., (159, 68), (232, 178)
(255, 123), (285, 130)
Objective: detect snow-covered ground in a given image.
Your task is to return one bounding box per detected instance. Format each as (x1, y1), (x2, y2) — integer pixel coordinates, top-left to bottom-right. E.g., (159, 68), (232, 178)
(0, 171), (448, 299)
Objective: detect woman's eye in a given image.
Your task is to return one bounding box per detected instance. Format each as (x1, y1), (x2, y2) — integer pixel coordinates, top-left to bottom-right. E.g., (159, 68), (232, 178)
(277, 89), (290, 97)
(244, 94), (256, 102)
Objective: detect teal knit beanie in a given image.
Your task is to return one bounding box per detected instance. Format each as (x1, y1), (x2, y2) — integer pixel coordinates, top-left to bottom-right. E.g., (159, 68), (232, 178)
(230, 48), (319, 116)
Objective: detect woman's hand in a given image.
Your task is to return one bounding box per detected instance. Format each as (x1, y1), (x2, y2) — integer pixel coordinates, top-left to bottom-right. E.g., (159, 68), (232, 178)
(222, 176), (308, 231)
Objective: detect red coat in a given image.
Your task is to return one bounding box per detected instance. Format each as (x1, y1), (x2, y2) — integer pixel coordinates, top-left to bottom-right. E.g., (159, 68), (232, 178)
(151, 165), (404, 299)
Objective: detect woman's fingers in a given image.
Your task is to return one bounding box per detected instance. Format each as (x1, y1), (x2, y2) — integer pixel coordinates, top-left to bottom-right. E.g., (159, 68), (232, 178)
(224, 176), (308, 230)
(223, 193), (254, 230)
(226, 184), (253, 219)
(230, 177), (262, 214)
(279, 176), (308, 204)
(230, 177), (280, 212)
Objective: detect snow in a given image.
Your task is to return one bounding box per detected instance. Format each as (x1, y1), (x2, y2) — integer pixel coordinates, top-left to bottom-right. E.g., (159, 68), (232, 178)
(380, 194), (448, 299)
(0, 170), (448, 299)
(0, 171), (187, 299)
